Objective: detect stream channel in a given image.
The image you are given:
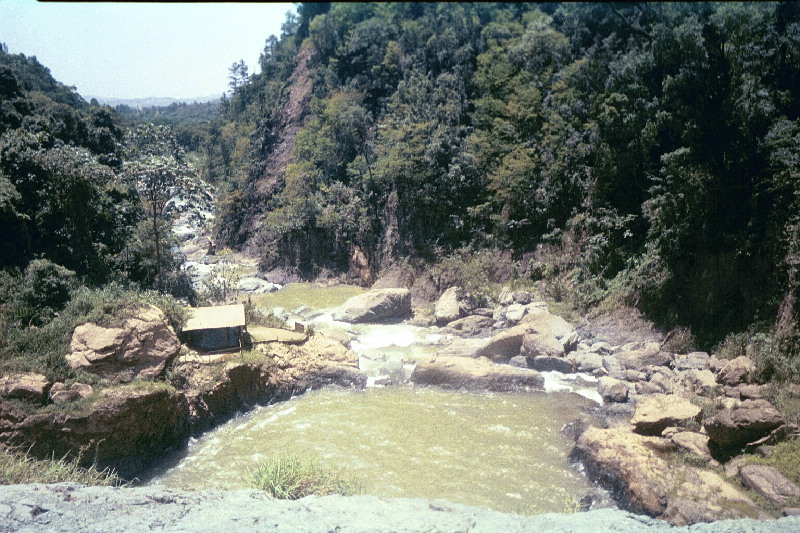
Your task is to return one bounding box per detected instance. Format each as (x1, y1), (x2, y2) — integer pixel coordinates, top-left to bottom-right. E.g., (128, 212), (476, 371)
(145, 284), (612, 515)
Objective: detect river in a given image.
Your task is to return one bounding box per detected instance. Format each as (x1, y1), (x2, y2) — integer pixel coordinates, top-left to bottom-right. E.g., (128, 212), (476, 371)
(146, 284), (611, 515)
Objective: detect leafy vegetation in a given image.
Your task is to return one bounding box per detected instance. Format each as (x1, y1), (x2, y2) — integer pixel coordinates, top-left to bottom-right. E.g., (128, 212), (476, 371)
(1, 282), (187, 381)
(249, 452), (363, 499)
(193, 2), (800, 365)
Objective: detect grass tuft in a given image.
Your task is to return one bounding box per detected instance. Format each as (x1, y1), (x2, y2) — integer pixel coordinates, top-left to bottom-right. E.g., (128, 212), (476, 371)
(0, 445), (125, 486)
(249, 452), (363, 499)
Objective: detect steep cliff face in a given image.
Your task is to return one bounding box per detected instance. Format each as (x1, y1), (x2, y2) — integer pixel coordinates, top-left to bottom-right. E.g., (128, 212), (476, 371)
(235, 44), (314, 250)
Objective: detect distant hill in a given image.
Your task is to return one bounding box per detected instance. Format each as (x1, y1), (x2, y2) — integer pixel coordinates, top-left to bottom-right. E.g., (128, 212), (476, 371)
(86, 94), (223, 109)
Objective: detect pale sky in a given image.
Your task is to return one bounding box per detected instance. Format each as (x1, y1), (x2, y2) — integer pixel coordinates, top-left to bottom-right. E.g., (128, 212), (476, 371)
(0, 1), (297, 100)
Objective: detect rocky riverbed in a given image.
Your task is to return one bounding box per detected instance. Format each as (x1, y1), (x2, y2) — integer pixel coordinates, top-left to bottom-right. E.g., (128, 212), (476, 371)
(2, 483), (799, 533)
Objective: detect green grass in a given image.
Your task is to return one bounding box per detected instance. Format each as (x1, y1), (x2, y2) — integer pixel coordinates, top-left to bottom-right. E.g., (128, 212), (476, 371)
(249, 452), (363, 499)
(0, 446), (125, 486)
(237, 349), (276, 366)
(741, 439), (800, 488)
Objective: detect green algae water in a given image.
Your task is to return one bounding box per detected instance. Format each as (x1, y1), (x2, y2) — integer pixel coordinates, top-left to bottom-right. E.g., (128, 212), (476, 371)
(149, 386), (599, 515)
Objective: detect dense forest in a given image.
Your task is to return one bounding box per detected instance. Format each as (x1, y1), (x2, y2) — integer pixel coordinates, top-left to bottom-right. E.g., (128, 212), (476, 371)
(1, 2), (799, 380)
(197, 2), (800, 361)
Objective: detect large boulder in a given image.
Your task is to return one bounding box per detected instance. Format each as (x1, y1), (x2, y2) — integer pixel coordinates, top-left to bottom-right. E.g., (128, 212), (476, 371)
(739, 465), (800, 508)
(332, 288), (412, 324)
(630, 394), (701, 435)
(575, 426), (761, 525)
(598, 376), (630, 403)
(521, 331), (564, 357)
(717, 356), (755, 387)
(410, 355), (544, 392)
(435, 287), (464, 325)
(238, 277), (279, 294)
(66, 304), (181, 383)
(475, 325), (529, 362)
(682, 369), (717, 396)
(531, 356), (574, 373)
(616, 346), (673, 371)
(0, 373), (49, 402)
(668, 430), (712, 460)
(704, 399), (785, 451)
(445, 315), (494, 335)
(519, 312), (577, 358)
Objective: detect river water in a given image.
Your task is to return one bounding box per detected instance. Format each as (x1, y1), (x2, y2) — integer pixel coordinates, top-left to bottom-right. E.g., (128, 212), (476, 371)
(147, 284), (610, 515)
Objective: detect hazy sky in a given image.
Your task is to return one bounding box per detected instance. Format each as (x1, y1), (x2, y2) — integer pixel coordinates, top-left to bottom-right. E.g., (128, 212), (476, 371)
(1, 1), (297, 100)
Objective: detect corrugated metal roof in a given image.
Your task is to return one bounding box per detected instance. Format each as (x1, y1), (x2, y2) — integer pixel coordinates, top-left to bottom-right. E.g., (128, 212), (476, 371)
(183, 304), (246, 331)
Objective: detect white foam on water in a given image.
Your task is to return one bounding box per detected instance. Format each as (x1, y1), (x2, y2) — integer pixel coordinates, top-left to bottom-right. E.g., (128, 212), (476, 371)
(541, 371), (603, 404)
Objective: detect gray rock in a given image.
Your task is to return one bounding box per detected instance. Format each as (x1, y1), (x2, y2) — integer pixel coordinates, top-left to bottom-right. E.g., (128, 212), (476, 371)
(66, 304), (180, 383)
(50, 390), (82, 403)
(508, 355), (532, 369)
(476, 325), (529, 362)
(631, 394), (702, 436)
(504, 303), (527, 323)
(437, 338), (491, 358)
(602, 355), (624, 374)
(497, 286), (514, 305)
(562, 331), (580, 354)
(521, 331), (564, 357)
(725, 384), (764, 400)
(619, 369), (647, 382)
(598, 376), (630, 403)
(674, 352), (710, 371)
(333, 289), (412, 324)
(238, 277), (278, 294)
(531, 356), (574, 373)
(0, 372), (49, 401)
(446, 315), (494, 335)
(649, 370), (675, 394)
(705, 399), (785, 450)
(435, 287), (464, 325)
(636, 382), (664, 395)
(72, 382), (93, 398)
(574, 352), (604, 373)
(717, 356), (755, 387)
(683, 369), (717, 396)
(411, 355), (544, 391)
(740, 464), (800, 508)
(512, 290), (533, 304)
(617, 349), (673, 371)
(670, 431), (712, 460)
(590, 342), (613, 355)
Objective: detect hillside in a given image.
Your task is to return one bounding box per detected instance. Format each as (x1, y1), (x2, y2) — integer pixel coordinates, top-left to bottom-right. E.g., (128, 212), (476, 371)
(200, 2), (800, 358)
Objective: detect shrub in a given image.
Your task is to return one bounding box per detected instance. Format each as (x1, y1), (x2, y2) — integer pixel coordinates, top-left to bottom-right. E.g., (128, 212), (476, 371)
(1, 282), (187, 381)
(745, 333), (800, 383)
(249, 452), (363, 499)
(662, 327), (696, 354)
(429, 247), (517, 306)
(715, 332), (750, 360)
